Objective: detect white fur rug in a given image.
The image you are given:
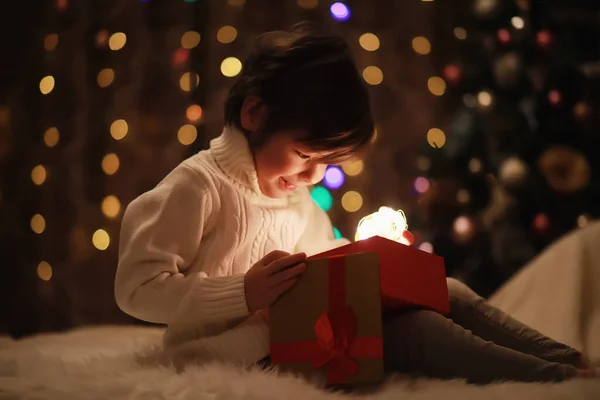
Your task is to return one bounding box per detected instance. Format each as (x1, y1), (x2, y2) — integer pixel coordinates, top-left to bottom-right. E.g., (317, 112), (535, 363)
(0, 325), (598, 400)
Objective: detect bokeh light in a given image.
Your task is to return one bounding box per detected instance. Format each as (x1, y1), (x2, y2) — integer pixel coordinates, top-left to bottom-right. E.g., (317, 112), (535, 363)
(44, 127), (60, 147)
(427, 76), (446, 96)
(330, 2), (350, 21)
(414, 177), (430, 193)
(37, 261), (52, 281)
(181, 31), (201, 49)
(178, 124), (198, 145)
(477, 91), (493, 107)
(341, 191), (363, 212)
(228, 0), (246, 5)
(454, 27), (467, 40)
(173, 48), (189, 67)
(419, 242), (434, 253)
(297, 0), (318, 9)
(412, 36), (431, 55)
(497, 29), (510, 43)
(31, 214), (46, 234)
(180, 72), (200, 92)
(363, 66), (383, 85)
(548, 90), (561, 105)
(40, 76), (55, 95)
(511, 16), (525, 29)
(469, 158), (482, 173)
(217, 26), (238, 44)
(44, 34), (59, 51)
(110, 119), (128, 140)
(323, 166), (345, 190)
(221, 57), (243, 77)
(311, 185), (333, 212)
(342, 160), (364, 176)
(427, 128), (446, 148)
(92, 229), (110, 250)
(186, 105), (203, 122)
(56, 0), (68, 11)
(109, 32), (127, 51)
(97, 68), (115, 88)
(333, 227), (343, 239)
(31, 165), (47, 185)
(359, 33), (380, 51)
(453, 215), (476, 243)
(102, 153), (120, 175)
(102, 195), (121, 219)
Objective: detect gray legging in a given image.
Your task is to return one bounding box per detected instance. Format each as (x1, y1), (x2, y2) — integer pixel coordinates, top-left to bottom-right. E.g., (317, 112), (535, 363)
(383, 278), (581, 384)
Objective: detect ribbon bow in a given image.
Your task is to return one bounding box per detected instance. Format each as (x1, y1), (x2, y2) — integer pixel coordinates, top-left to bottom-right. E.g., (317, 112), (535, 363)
(311, 306), (360, 378)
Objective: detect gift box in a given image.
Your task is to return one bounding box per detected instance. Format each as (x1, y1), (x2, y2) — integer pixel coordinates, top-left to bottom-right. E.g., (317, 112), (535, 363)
(310, 235), (450, 315)
(269, 252), (384, 385)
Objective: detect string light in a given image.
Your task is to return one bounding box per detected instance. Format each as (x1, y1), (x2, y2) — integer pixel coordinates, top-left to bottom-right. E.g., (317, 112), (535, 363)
(221, 57), (242, 77)
(355, 206), (409, 244)
(217, 26), (238, 44)
(427, 76), (446, 96)
(102, 195), (121, 219)
(44, 127), (60, 147)
(511, 16), (525, 29)
(110, 119), (128, 140)
(97, 68), (115, 88)
(297, 0), (318, 9)
(178, 124), (198, 145)
(108, 32), (127, 51)
(323, 166), (344, 190)
(359, 33), (380, 51)
(37, 261), (52, 281)
(180, 72), (200, 92)
(186, 105), (203, 122)
(31, 165), (47, 185)
(181, 31), (201, 49)
(330, 2), (350, 21)
(92, 229), (110, 250)
(454, 27), (467, 40)
(427, 128), (446, 148)
(341, 191), (363, 212)
(31, 214), (46, 234)
(40, 76), (55, 95)
(311, 186), (333, 212)
(412, 36), (431, 55)
(362, 66), (383, 85)
(102, 153), (120, 175)
(342, 160), (364, 176)
(44, 34), (59, 51)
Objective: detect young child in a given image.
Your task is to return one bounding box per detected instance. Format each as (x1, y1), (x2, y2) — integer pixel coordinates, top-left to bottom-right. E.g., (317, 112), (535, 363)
(115, 25), (595, 384)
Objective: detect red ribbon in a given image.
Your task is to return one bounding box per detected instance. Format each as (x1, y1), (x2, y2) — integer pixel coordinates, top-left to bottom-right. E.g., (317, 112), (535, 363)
(271, 256), (383, 384)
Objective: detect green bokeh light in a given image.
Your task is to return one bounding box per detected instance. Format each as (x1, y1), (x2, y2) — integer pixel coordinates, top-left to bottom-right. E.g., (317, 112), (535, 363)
(333, 227), (343, 239)
(311, 185), (333, 212)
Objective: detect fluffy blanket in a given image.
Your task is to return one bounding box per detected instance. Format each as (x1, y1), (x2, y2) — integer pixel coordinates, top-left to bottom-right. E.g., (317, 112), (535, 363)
(1, 222), (600, 399)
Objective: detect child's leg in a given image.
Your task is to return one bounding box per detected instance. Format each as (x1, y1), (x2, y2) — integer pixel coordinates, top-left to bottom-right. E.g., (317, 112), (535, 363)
(446, 278), (586, 368)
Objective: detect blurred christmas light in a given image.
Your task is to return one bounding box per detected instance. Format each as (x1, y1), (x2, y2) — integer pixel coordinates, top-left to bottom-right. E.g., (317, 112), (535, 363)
(44, 127), (60, 147)
(499, 157), (528, 187)
(297, 0), (318, 9)
(110, 119), (128, 140)
(95, 30), (109, 47)
(414, 177), (430, 193)
(323, 166), (345, 190)
(342, 160), (363, 176)
(533, 213), (550, 234)
(311, 186), (333, 212)
(427, 128), (446, 148)
(102, 195), (121, 219)
(416, 156), (431, 171)
(186, 105), (203, 122)
(173, 48), (189, 67)
(40, 76), (55, 95)
(102, 153), (120, 175)
(44, 34), (59, 51)
(359, 33), (380, 51)
(412, 36), (431, 55)
(217, 26), (238, 44)
(31, 165), (47, 185)
(454, 27), (467, 40)
(333, 227), (343, 239)
(419, 242), (434, 253)
(362, 66), (383, 85)
(180, 72), (200, 92)
(355, 206), (409, 244)
(463, 94), (477, 108)
(511, 16), (525, 29)
(181, 31), (201, 49)
(427, 77), (446, 96)
(456, 189), (470, 205)
(443, 64), (461, 84)
(228, 0), (246, 5)
(31, 214), (46, 234)
(469, 158), (482, 173)
(474, 0), (498, 16)
(341, 191), (363, 212)
(178, 125), (198, 145)
(477, 91), (493, 107)
(56, 0), (68, 11)
(453, 215), (476, 243)
(330, 2), (350, 21)
(109, 32), (127, 51)
(497, 29), (510, 44)
(573, 101), (591, 120)
(221, 57), (243, 77)
(536, 30), (551, 48)
(548, 90), (561, 105)
(93, 229), (110, 250)
(97, 68), (115, 88)
(37, 261), (52, 281)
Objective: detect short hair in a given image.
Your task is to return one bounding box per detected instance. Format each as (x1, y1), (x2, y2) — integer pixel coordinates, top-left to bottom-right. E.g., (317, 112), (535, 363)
(224, 24), (374, 162)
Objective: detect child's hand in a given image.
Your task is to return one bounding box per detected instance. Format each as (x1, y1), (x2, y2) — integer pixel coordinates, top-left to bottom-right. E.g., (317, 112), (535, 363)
(244, 250), (307, 313)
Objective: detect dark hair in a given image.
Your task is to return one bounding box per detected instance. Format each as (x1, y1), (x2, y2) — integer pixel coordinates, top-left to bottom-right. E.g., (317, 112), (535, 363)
(224, 24), (374, 162)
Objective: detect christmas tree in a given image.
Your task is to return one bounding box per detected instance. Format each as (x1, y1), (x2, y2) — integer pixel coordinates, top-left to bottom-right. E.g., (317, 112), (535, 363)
(413, 0), (600, 297)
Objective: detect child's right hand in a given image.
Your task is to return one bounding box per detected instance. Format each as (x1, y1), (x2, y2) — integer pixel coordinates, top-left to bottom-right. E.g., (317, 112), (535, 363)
(244, 250), (307, 313)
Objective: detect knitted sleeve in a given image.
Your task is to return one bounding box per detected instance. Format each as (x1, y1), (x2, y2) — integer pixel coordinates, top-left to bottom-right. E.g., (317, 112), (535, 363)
(114, 163), (249, 325)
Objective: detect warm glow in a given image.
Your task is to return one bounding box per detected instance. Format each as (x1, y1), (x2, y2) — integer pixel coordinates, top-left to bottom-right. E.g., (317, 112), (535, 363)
(102, 195), (121, 219)
(221, 57), (243, 77)
(44, 127), (60, 147)
(102, 153), (120, 175)
(412, 36), (431, 55)
(186, 105), (203, 122)
(427, 76), (446, 96)
(92, 229), (110, 250)
(362, 66), (383, 85)
(31, 214), (46, 234)
(217, 25), (238, 44)
(181, 31), (201, 49)
(44, 34), (59, 51)
(341, 191), (363, 212)
(178, 124), (198, 145)
(110, 119), (128, 140)
(109, 32), (127, 51)
(97, 68), (115, 88)
(180, 72), (200, 92)
(454, 27), (467, 40)
(297, 0), (318, 9)
(342, 160), (364, 176)
(31, 165), (47, 185)
(355, 206), (409, 244)
(359, 33), (380, 51)
(40, 76), (55, 95)
(37, 261), (52, 281)
(427, 128), (446, 148)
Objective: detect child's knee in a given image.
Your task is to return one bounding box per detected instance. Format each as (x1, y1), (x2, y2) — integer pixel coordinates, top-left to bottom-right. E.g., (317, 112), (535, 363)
(446, 277), (481, 302)
(384, 309), (445, 341)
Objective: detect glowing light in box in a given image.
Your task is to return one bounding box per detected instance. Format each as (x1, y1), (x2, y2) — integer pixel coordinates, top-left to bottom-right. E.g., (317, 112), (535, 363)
(323, 166), (344, 189)
(355, 206), (410, 245)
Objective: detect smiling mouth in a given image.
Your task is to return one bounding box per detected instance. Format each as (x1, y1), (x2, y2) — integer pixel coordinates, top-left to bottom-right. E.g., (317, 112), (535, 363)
(280, 177), (297, 191)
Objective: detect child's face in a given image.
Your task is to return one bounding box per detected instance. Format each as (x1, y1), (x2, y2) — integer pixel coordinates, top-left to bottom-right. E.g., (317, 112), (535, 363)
(253, 131), (330, 198)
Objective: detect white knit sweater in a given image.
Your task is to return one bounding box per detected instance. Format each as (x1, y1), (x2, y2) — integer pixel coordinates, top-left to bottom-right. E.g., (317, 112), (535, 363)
(115, 126), (349, 366)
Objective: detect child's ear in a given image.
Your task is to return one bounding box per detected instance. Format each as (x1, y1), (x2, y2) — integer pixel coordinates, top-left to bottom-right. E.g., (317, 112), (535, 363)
(240, 96), (268, 133)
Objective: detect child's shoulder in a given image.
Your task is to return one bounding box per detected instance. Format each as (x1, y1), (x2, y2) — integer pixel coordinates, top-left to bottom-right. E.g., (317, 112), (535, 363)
(160, 150), (222, 190)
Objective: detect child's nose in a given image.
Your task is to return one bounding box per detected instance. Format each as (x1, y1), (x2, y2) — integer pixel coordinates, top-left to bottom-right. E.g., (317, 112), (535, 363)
(299, 164), (326, 185)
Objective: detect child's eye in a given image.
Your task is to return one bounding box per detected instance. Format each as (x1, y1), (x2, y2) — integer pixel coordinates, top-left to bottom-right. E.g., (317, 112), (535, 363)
(295, 150), (310, 160)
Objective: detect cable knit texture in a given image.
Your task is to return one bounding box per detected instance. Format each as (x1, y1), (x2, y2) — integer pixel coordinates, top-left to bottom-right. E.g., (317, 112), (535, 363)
(115, 126), (350, 367)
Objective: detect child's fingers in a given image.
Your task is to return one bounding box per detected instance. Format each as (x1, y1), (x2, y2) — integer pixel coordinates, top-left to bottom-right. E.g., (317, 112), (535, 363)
(271, 277), (299, 299)
(259, 250), (291, 267)
(268, 263), (306, 287)
(265, 252), (306, 275)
